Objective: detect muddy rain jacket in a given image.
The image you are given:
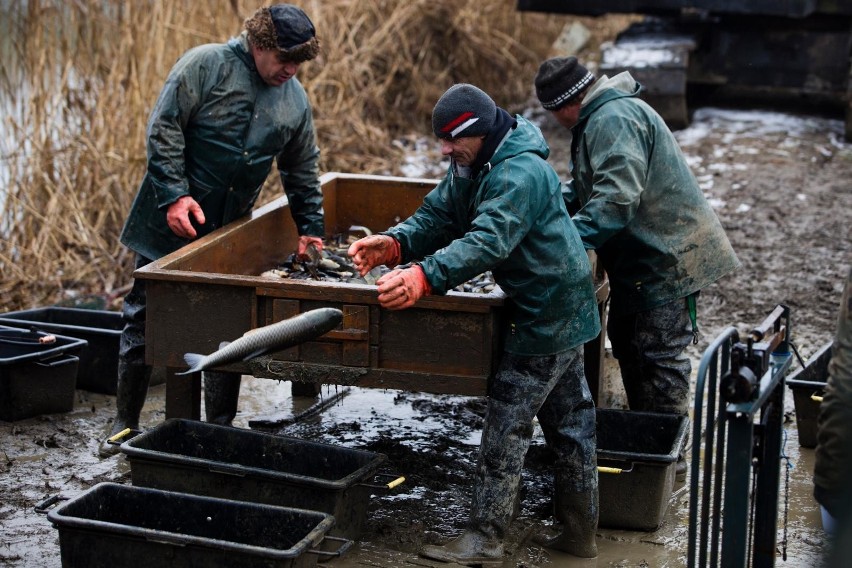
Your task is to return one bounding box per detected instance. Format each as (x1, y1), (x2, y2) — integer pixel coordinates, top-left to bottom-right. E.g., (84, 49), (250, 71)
(566, 72), (739, 315)
(814, 268), (852, 519)
(120, 33), (323, 261)
(386, 116), (600, 356)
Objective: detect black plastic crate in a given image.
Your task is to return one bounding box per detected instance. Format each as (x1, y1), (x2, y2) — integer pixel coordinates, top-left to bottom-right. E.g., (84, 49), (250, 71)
(0, 307), (166, 394)
(46, 482), (340, 568)
(120, 419), (389, 538)
(0, 326), (86, 421)
(786, 341), (832, 448)
(596, 408), (690, 531)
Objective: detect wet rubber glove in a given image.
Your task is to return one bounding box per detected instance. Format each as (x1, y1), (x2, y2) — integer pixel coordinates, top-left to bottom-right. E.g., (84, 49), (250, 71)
(376, 265), (431, 310)
(166, 195), (206, 239)
(347, 235), (401, 276)
(297, 235), (324, 260)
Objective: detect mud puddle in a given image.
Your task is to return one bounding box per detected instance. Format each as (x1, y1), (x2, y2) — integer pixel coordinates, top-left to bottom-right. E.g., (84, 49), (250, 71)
(0, 363), (831, 568)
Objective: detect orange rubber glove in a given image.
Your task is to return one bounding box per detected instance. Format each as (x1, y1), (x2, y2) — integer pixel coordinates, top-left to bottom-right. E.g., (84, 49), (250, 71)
(347, 235), (401, 277)
(166, 196), (206, 239)
(297, 235), (324, 259)
(376, 265), (432, 310)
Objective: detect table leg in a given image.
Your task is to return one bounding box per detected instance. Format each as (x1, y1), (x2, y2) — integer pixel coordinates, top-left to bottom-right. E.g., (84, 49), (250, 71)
(165, 367), (201, 420)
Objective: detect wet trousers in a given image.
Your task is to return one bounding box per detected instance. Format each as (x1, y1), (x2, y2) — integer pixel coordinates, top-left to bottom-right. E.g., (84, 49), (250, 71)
(470, 346), (597, 540)
(607, 296), (695, 416)
(118, 254), (240, 426)
(112, 254), (154, 432)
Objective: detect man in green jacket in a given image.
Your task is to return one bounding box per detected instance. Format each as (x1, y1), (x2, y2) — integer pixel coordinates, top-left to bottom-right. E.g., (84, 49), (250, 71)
(534, 58), (739, 474)
(349, 84), (602, 563)
(99, 4), (325, 457)
(814, 268), (852, 562)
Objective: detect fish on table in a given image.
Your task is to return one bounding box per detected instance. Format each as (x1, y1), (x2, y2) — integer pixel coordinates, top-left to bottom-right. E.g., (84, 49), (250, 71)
(177, 307), (343, 375)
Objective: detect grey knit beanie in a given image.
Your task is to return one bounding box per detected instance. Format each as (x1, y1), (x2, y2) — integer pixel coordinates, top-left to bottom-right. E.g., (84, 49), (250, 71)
(535, 57), (595, 110)
(432, 84), (496, 139)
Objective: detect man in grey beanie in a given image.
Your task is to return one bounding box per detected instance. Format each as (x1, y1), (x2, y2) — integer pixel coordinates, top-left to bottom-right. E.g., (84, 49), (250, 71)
(348, 83), (602, 562)
(534, 56), (740, 480)
(99, 4), (325, 457)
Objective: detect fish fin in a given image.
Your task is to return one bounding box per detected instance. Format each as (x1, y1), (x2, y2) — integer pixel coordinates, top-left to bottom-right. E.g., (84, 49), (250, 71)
(176, 353), (205, 375)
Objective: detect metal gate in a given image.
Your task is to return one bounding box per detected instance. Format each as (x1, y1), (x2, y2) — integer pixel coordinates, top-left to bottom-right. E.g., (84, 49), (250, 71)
(688, 305), (794, 567)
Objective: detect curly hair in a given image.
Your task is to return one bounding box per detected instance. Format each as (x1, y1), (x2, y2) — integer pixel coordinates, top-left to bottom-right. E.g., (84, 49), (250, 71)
(244, 6), (320, 63)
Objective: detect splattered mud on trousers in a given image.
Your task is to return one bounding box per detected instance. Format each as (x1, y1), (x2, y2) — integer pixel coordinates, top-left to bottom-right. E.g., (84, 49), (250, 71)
(468, 347), (597, 539)
(607, 297), (695, 416)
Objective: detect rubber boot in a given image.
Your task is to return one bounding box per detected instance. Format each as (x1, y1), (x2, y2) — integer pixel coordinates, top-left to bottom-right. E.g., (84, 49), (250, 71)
(420, 529), (504, 566)
(98, 363), (152, 457)
(536, 474), (598, 558)
(204, 371), (241, 426)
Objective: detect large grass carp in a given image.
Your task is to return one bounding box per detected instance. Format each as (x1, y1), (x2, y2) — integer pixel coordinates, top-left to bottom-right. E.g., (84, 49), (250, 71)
(177, 307), (343, 375)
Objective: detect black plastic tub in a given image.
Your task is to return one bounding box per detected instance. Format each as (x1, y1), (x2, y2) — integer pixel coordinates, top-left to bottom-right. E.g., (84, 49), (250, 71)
(0, 307), (132, 394)
(786, 341), (832, 448)
(0, 326), (86, 421)
(45, 482), (341, 568)
(120, 419), (389, 538)
(596, 408), (690, 531)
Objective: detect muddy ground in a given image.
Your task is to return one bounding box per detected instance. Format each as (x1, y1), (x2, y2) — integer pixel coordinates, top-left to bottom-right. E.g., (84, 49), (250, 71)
(1, 51), (851, 568)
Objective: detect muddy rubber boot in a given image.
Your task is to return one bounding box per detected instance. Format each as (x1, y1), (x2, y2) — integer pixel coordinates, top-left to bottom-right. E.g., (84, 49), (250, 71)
(204, 371), (241, 426)
(536, 480), (598, 558)
(98, 363), (152, 457)
(420, 529), (504, 566)
(511, 487), (521, 520)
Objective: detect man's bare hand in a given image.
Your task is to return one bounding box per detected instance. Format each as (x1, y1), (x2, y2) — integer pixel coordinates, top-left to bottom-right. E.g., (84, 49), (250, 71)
(166, 196), (206, 239)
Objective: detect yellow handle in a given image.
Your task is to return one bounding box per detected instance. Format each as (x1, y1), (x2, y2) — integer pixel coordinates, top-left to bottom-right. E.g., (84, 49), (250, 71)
(107, 428), (132, 444)
(598, 466), (623, 474)
(386, 476), (406, 489)
(811, 394), (824, 403)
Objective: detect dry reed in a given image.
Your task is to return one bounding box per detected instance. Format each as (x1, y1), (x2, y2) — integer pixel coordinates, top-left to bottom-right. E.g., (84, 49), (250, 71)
(0, 0), (570, 312)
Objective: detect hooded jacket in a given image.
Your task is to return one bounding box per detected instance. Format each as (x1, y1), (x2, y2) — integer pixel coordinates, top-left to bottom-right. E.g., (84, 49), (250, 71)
(120, 33), (323, 261)
(566, 72), (740, 315)
(386, 116), (600, 356)
(814, 268), (852, 518)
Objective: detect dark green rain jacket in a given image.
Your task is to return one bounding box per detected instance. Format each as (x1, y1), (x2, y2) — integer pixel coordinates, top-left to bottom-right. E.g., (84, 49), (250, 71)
(566, 72), (740, 315)
(120, 33), (323, 261)
(814, 268), (852, 517)
(386, 116), (600, 356)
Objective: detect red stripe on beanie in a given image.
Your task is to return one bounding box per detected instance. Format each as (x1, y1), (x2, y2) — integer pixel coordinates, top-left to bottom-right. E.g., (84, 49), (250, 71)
(441, 111), (475, 134)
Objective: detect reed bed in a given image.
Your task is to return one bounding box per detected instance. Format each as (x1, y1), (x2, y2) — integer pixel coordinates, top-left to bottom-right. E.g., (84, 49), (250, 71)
(0, 0), (569, 312)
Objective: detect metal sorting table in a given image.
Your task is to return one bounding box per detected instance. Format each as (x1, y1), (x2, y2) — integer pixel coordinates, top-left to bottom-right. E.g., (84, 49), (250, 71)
(135, 173), (609, 419)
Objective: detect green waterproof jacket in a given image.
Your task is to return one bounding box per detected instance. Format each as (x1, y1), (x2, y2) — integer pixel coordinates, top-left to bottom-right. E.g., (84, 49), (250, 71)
(386, 116), (601, 356)
(120, 33), (323, 261)
(566, 72), (740, 315)
(814, 268), (852, 517)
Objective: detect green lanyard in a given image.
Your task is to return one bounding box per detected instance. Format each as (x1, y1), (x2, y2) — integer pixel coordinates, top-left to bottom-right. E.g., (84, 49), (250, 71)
(687, 293), (699, 345)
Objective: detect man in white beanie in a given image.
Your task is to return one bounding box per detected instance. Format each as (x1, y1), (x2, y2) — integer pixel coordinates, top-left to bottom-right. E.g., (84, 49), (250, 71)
(349, 83), (602, 563)
(535, 56), (740, 479)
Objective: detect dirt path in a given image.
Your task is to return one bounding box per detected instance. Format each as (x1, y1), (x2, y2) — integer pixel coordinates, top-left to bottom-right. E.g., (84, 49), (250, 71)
(1, 106), (849, 567)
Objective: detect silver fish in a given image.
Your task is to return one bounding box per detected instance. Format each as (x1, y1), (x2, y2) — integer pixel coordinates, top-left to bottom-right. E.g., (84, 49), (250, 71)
(177, 307), (343, 375)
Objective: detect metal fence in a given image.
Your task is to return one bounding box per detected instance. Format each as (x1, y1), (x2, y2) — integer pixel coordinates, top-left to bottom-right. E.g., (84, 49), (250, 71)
(688, 305), (794, 567)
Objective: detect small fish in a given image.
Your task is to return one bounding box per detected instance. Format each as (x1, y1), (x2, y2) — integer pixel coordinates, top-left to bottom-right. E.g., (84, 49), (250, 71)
(177, 307), (343, 375)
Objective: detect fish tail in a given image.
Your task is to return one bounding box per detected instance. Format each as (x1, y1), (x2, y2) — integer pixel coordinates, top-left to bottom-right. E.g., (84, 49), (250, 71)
(176, 353), (206, 375)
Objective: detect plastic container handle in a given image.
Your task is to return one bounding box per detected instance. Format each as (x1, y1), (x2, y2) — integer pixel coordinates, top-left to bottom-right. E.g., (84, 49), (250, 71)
(107, 428), (141, 446)
(34, 495), (68, 514)
(358, 473), (406, 490)
(598, 464), (634, 474)
(309, 535), (353, 560)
